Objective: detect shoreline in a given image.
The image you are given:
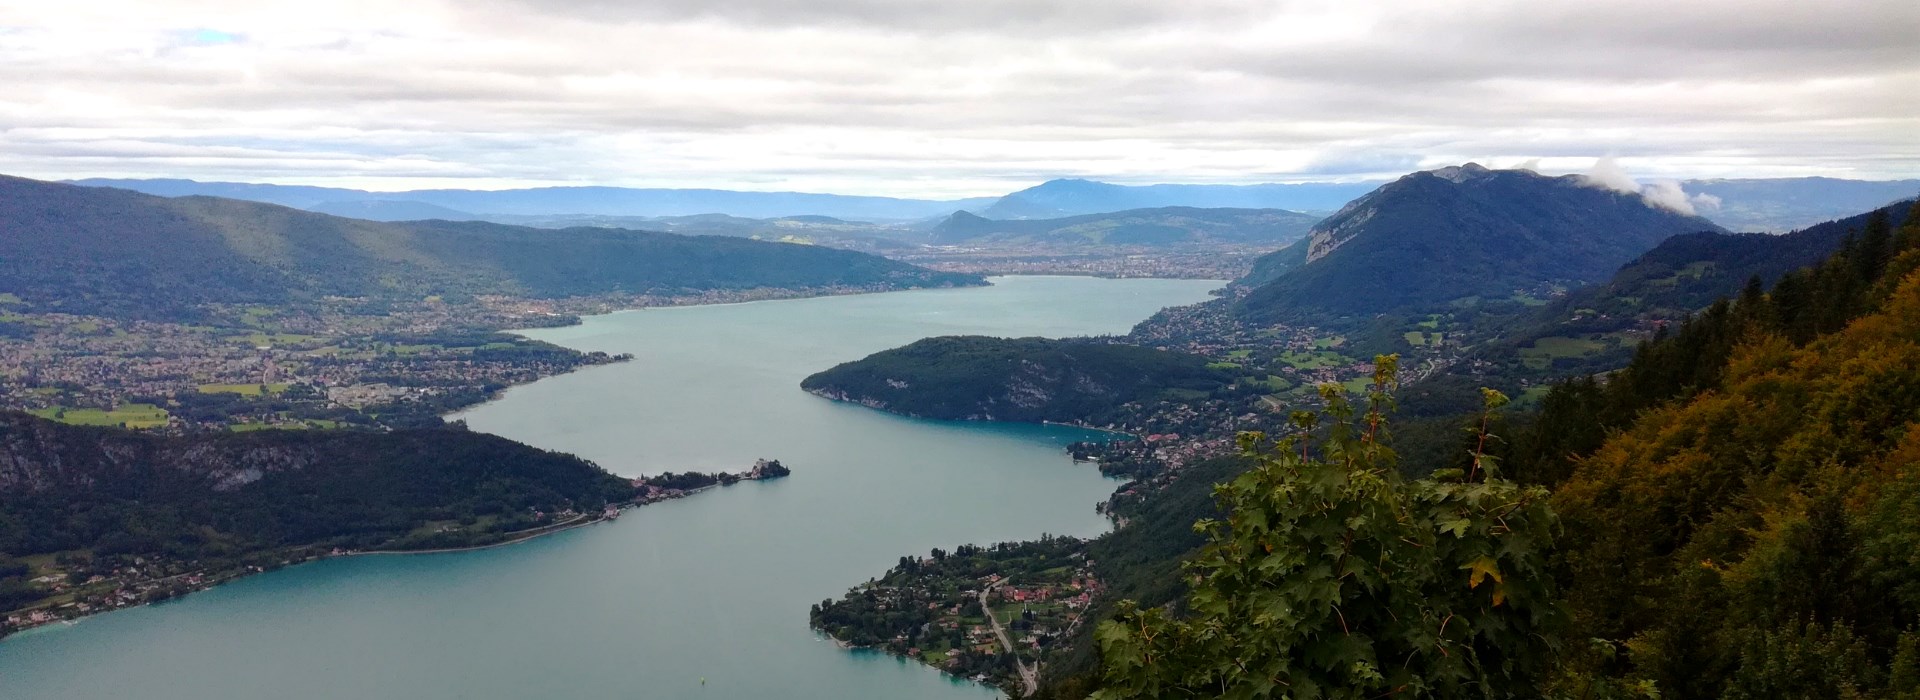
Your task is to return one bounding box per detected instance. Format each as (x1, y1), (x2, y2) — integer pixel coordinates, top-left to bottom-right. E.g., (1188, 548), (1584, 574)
(532, 279), (996, 325)
(802, 388), (1139, 440)
(1, 465), (796, 641)
(344, 512), (610, 557)
(0, 516), (611, 642)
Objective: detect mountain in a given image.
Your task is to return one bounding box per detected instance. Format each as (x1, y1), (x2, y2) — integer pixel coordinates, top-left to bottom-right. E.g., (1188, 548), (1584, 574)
(0, 175), (981, 319)
(1235, 164), (1727, 325)
(1684, 176), (1920, 232)
(800, 336), (1230, 424)
(69, 178), (996, 221)
(928, 207), (1322, 247)
(980, 179), (1378, 219)
(306, 199), (478, 221)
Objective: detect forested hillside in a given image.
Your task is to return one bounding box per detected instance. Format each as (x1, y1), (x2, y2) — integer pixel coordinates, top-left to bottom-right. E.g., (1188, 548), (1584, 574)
(801, 336), (1230, 425)
(1398, 201), (1915, 419)
(0, 411), (633, 555)
(0, 175), (981, 319)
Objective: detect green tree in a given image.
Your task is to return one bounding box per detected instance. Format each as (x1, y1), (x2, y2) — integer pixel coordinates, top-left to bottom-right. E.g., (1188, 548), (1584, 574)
(1092, 358), (1562, 699)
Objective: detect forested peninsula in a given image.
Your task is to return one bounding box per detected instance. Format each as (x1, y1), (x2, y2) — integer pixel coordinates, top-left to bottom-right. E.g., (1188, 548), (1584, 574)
(0, 411), (797, 636)
(800, 335), (1231, 426)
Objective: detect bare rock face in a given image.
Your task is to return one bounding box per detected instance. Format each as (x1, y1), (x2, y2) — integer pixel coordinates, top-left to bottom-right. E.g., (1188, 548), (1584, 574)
(0, 413), (323, 494)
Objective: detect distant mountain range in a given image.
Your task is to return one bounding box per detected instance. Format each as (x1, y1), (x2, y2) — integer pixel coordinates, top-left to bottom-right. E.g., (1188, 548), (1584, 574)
(67, 174), (1918, 237)
(928, 207), (1322, 247)
(1235, 164), (1727, 324)
(1686, 177), (1919, 232)
(0, 175), (979, 320)
(978, 179), (1380, 219)
(67, 176), (1372, 223)
(305, 199), (478, 221)
(65, 178), (999, 221)
(362, 204), (1326, 252)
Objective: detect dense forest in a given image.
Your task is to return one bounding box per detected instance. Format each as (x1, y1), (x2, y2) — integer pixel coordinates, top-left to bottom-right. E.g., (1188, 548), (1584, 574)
(1033, 202), (1920, 697)
(0, 175), (981, 320)
(801, 336), (1232, 424)
(0, 412), (635, 614)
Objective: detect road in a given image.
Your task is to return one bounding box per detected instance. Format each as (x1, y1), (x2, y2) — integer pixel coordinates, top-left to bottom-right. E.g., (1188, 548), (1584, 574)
(978, 579), (1039, 697)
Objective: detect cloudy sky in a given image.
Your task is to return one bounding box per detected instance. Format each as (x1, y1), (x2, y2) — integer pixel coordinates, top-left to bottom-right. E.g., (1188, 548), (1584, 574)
(1, 0), (1915, 197)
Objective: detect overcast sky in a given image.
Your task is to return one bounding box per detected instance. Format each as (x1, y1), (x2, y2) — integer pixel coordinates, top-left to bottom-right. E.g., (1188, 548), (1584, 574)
(1, 0), (1914, 197)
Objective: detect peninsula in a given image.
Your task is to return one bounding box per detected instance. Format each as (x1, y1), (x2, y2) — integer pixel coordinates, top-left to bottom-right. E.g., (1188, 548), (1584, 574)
(0, 411), (794, 639)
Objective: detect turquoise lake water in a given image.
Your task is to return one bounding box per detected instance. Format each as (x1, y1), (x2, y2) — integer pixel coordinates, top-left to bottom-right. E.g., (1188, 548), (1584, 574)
(0, 275), (1221, 699)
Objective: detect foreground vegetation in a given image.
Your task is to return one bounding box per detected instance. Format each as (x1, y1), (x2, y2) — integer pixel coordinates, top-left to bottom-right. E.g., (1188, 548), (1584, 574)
(1025, 203), (1920, 697)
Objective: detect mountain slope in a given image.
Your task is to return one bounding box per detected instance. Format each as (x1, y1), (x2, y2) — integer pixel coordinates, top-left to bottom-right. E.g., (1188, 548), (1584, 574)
(0, 175), (981, 318)
(982, 179), (1377, 219)
(1533, 199), (1914, 331)
(929, 207), (1322, 247)
(1236, 164), (1726, 324)
(1396, 201), (1915, 419)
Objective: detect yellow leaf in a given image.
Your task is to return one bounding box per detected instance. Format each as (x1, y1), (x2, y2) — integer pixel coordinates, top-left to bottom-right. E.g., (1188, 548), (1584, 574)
(1463, 556), (1503, 589)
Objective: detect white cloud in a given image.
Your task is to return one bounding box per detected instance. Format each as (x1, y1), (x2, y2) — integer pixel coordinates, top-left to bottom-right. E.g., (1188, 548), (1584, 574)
(1576, 156), (1716, 215)
(0, 0), (1914, 196)
(1581, 156), (1642, 194)
(1640, 180), (1698, 216)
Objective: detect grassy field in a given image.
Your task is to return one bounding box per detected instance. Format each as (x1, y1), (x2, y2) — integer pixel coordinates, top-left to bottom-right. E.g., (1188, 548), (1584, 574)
(1279, 350), (1347, 370)
(1515, 385), (1553, 407)
(199, 382), (292, 396)
(1206, 361), (1243, 370)
(29, 403), (170, 428)
(1158, 388), (1211, 401)
(1403, 331), (1443, 346)
(1519, 336), (1608, 369)
(1244, 375), (1293, 392)
(234, 332), (318, 347)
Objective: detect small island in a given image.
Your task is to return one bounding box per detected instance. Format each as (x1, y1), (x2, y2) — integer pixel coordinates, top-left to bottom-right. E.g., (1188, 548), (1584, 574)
(629, 459), (791, 503)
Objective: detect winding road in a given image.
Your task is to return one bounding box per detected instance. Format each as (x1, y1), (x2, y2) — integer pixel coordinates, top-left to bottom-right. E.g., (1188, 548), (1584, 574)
(978, 579), (1039, 697)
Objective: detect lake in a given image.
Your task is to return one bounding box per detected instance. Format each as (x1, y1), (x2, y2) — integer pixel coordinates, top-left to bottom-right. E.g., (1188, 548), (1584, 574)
(0, 276), (1221, 699)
